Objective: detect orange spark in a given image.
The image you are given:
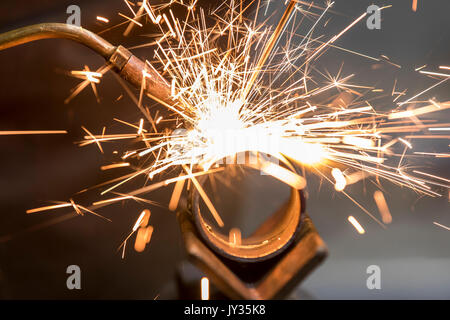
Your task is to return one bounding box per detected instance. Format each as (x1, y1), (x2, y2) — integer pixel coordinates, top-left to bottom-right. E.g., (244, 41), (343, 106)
(348, 216), (365, 234)
(433, 222), (450, 231)
(229, 228), (242, 246)
(0, 130), (67, 135)
(373, 191), (392, 224)
(168, 175), (185, 211)
(201, 277), (209, 300)
(100, 163), (130, 171)
(332, 168), (346, 191)
(96, 16), (109, 23)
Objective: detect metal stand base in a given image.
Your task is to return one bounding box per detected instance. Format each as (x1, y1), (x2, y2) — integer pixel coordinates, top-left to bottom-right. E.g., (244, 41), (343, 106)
(177, 209), (327, 299)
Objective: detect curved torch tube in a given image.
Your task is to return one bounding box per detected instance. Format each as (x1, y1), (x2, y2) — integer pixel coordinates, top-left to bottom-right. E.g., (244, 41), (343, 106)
(0, 23), (173, 105)
(0, 23), (115, 59)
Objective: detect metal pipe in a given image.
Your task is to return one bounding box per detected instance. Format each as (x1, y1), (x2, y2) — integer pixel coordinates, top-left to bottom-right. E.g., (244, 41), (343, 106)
(190, 170), (303, 263)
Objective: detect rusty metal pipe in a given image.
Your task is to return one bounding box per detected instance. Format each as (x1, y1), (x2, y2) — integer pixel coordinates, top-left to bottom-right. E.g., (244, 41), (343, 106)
(190, 169), (303, 263)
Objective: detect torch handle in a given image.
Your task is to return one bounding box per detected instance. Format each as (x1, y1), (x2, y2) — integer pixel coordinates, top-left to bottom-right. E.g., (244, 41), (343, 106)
(109, 45), (173, 106)
(0, 23), (174, 106)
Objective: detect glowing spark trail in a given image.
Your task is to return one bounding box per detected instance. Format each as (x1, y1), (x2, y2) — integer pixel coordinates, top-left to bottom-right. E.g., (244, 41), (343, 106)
(201, 277), (210, 300)
(433, 222), (450, 231)
(348, 216), (365, 234)
(96, 16), (109, 23)
(412, 0), (418, 12)
(332, 168), (346, 191)
(0, 130), (67, 135)
(373, 191), (392, 224)
(69, 0), (450, 236)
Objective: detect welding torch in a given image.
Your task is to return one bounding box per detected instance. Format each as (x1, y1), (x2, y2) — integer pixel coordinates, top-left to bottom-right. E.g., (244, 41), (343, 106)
(0, 23), (328, 299)
(0, 23), (173, 106)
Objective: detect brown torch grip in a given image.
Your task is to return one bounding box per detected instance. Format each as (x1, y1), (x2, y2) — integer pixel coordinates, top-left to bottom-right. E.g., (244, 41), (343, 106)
(122, 55), (173, 105)
(109, 45), (174, 106)
(0, 24), (175, 107)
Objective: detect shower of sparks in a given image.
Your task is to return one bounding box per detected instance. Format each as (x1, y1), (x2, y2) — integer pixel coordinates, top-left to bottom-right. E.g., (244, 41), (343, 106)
(24, 0), (450, 249)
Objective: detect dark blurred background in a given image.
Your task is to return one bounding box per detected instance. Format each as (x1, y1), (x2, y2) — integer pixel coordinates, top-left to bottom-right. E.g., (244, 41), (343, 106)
(0, 0), (449, 299)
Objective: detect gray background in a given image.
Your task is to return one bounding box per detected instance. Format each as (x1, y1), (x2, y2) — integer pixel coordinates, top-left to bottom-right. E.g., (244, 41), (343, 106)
(0, 0), (448, 299)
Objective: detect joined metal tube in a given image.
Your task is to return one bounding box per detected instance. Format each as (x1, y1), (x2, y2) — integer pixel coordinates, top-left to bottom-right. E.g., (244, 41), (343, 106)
(190, 171), (303, 263)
